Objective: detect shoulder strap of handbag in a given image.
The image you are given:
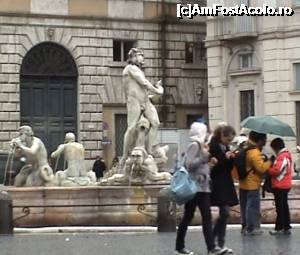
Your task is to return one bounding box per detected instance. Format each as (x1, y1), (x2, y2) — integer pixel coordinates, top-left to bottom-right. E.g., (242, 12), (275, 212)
(183, 141), (201, 168)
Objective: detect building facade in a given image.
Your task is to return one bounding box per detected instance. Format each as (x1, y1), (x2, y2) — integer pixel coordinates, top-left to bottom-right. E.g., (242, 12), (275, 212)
(0, 0), (207, 168)
(206, 0), (300, 151)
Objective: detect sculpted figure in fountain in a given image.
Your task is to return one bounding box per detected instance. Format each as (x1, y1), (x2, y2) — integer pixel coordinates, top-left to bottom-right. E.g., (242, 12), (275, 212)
(51, 132), (96, 186)
(101, 146), (171, 185)
(10, 125), (54, 187)
(100, 48), (172, 184)
(121, 48), (163, 160)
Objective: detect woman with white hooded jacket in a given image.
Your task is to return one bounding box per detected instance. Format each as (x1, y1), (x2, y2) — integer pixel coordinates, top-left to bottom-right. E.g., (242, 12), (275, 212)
(175, 122), (227, 255)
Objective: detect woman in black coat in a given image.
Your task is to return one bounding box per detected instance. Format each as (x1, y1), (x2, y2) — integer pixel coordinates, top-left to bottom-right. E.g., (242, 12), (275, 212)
(208, 125), (238, 254)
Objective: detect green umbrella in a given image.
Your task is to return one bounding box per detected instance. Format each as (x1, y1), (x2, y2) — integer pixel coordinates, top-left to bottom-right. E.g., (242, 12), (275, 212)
(240, 115), (296, 137)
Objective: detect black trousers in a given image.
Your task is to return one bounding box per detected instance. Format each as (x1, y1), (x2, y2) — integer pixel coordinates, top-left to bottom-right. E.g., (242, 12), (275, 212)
(273, 189), (291, 231)
(213, 205), (230, 247)
(175, 192), (215, 252)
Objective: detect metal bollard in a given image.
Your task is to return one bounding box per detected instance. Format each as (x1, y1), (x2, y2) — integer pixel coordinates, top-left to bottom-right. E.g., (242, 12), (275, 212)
(157, 196), (176, 232)
(0, 191), (13, 235)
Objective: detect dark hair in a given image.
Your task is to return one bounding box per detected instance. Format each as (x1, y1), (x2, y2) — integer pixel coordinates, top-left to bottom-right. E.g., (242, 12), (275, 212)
(249, 131), (267, 143)
(212, 125), (236, 143)
(270, 138), (285, 152)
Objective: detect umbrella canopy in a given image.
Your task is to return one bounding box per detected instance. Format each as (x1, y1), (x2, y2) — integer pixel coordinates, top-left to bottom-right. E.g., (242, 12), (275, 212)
(240, 115), (296, 137)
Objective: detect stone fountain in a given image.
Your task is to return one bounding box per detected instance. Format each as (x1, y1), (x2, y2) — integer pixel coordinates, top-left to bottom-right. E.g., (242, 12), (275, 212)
(3, 47), (300, 228)
(0, 48), (173, 227)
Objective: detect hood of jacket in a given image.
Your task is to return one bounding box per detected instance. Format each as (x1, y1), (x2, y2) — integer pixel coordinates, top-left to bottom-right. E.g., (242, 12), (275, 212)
(189, 122), (207, 144)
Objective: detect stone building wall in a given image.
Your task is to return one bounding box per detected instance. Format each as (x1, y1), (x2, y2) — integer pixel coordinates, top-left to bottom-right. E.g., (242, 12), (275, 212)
(206, 0), (300, 154)
(0, 0), (207, 161)
(207, 0), (300, 128)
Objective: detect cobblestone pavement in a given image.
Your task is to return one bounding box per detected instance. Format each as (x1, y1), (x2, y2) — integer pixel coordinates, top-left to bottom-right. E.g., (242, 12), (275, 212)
(0, 226), (299, 255)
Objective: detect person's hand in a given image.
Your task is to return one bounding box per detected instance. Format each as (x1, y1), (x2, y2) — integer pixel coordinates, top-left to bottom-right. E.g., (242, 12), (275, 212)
(261, 154), (268, 162)
(209, 157), (218, 165)
(225, 151), (235, 159)
(270, 155), (276, 163)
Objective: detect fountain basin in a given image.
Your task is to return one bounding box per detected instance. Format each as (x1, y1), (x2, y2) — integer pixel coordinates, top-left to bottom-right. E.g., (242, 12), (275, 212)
(1, 185), (163, 227)
(1, 181), (300, 227)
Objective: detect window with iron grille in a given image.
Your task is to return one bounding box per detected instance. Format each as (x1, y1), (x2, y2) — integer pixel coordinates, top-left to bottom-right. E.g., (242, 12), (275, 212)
(240, 90), (254, 122)
(185, 41), (206, 64)
(239, 53), (252, 69)
(294, 63), (300, 91)
(113, 40), (136, 62)
(115, 114), (128, 157)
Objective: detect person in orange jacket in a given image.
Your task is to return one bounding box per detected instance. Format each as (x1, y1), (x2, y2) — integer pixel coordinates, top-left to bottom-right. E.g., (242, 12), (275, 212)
(235, 131), (272, 235)
(268, 138), (293, 235)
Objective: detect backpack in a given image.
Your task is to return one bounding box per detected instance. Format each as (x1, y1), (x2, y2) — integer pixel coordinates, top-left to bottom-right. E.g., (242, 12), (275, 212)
(262, 173), (273, 198)
(233, 144), (255, 180)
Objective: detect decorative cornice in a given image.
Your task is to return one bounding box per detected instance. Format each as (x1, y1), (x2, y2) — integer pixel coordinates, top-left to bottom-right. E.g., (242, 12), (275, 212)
(228, 68), (262, 77)
(0, 11), (205, 26)
(258, 28), (300, 41)
(204, 39), (223, 48)
(207, 28), (300, 44)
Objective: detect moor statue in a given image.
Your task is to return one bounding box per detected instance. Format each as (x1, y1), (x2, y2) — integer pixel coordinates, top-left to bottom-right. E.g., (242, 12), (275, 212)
(122, 48), (163, 159)
(101, 48), (172, 185)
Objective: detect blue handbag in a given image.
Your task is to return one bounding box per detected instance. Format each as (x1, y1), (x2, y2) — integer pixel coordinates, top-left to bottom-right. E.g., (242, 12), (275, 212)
(170, 166), (199, 205)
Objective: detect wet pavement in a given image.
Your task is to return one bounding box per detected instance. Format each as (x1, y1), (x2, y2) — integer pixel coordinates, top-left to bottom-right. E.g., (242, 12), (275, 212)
(0, 226), (299, 255)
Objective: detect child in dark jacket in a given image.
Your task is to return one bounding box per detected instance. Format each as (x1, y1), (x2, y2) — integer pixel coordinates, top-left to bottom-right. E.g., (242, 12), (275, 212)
(268, 138), (293, 235)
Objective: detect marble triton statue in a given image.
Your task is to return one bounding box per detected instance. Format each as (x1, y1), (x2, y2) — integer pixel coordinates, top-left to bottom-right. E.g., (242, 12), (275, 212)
(11, 125), (54, 187)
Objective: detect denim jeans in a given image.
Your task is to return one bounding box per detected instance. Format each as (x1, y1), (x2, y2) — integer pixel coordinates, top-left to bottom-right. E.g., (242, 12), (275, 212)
(239, 189), (260, 232)
(176, 192), (215, 252)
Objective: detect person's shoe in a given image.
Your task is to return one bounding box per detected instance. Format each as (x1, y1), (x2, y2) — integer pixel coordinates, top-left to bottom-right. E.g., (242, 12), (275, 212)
(241, 226), (247, 235)
(241, 227), (248, 235)
(227, 248), (234, 254)
(220, 246), (233, 254)
(208, 247), (228, 255)
(269, 229), (284, 235)
(245, 228), (264, 236)
(283, 229), (291, 235)
(174, 248), (194, 255)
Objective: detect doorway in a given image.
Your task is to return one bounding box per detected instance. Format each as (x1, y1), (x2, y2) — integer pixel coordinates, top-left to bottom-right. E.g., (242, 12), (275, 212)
(20, 42), (78, 155)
